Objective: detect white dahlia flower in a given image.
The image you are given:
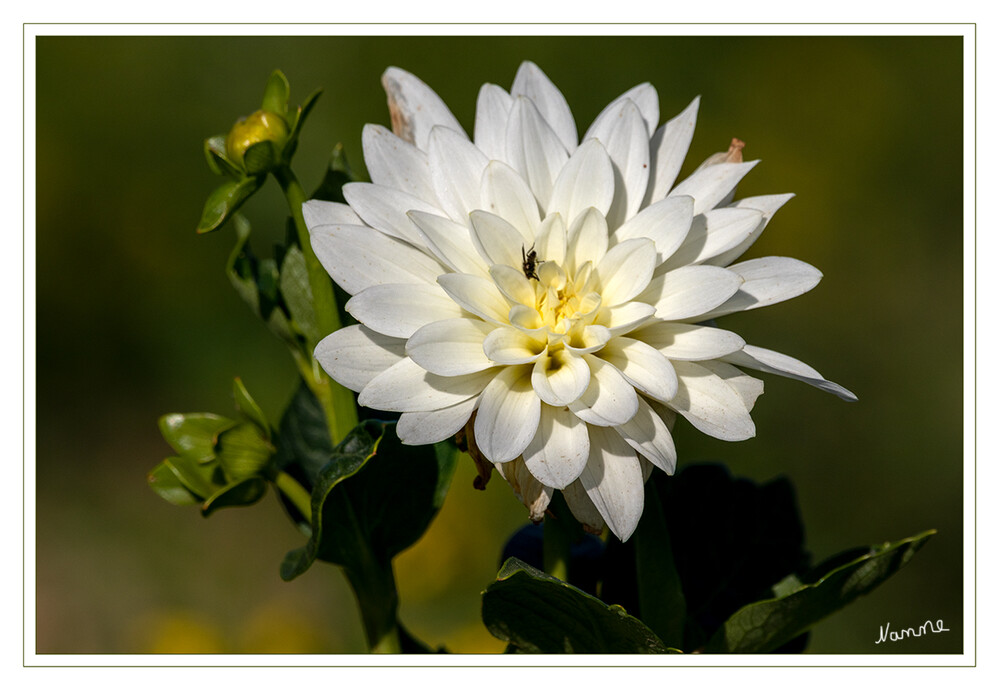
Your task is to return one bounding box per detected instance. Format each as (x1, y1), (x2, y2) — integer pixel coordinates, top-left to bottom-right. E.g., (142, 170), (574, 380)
(304, 62), (855, 541)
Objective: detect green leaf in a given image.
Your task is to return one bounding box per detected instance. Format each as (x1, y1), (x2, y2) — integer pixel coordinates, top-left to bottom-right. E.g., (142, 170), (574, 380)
(201, 477), (269, 516)
(160, 454), (224, 501)
(158, 413), (236, 463)
(633, 479), (686, 649)
(278, 246), (319, 346)
(242, 140), (278, 176)
(232, 377), (270, 438)
(273, 382), (334, 485)
(203, 135), (242, 178)
(226, 215), (259, 312)
(310, 144), (355, 204)
(482, 558), (668, 654)
(147, 460), (199, 506)
(197, 176), (263, 234)
(280, 421), (455, 581)
(261, 70), (290, 115)
(214, 423), (274, 482)
(705, 530), (936, 653)
(285, 88), (323, 161)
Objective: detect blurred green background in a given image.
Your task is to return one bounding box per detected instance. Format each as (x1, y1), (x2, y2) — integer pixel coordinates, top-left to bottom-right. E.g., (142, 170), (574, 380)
(34, 34), (965, 655)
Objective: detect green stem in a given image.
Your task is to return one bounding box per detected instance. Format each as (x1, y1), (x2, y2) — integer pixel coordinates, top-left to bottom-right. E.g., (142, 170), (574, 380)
(273, 470), (312, 524)
(273, 166), (358, 443)
(543, 512), (572, 582)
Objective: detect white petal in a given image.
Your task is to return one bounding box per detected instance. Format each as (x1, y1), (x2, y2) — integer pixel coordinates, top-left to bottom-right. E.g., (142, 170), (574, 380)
(586, 83), (659, 140)
(495, 458), (553, 522)
(406, 318), (495, 376)
(382, 66), (466, 149)
(584, 98), (650, 227)
(564, 324), (612, 356)
(564, 207), (609, 277)
(511, 61), (578, 154)
(635, 322), (745, 361)
(505, 97), (569, 210)
(595, 237), (657, 306)
(669, 160), (759, 215)
(397, 397), (477, 445)
(427, 126), (489, 225)
(614, 195), (694, 265)
(640, 265), (744, 321)
(483, 326), (545, 365)
(489, 264), (537, 307)
(696, 359), (765, 412)
(437, 273), (512, 324)
(474, 365), (541, 462)
(311, 224), (446, 294)
(569, 356), (639, 427)
(474, 83), (513, 161)
(361, 124), (437, 203)
(548, 139), (615, 228)
(594, 301), (657, 335)
(615, 397), (677, 474)
(705, 193), (795, 267)
(341, 182), (441, 246)
(314, 325), (406, 393)
(597, 337), (678, 402)
(579, 425), (644, 541)
(345, 283), (464, 338)
(531, 348), (591, 406)
(407, 210), (490, 277)
(698, 256), (823, 320)
(480, 160), (541, 242)
(533, 212), (568, 266)
(562, 479), (606, 534)
(723, 344), (858, 402)
(668, 360), (756, 441)
(523, 404), (590, 489)
(644, 96), (700, 205)
(302, 200), (362, 228)
(469, 210), (528, 269)
(661, 207), (764, 271)
(359, 357), (496, 412)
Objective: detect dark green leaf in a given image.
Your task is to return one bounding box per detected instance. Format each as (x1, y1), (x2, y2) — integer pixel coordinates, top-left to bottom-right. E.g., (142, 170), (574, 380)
(285, 88), (323, 162)
(214, 423), (274, 481)
(273, 383), (334, 485)
(232, 377), (270, 438)
(482, 558), (668, 654)
(280, 421), (455, 581)
(226, 215), (259, 312)
(147, 460), (199, 506)
(242, 140), (278, 176)
(633, 479), (686, 649)
(201, 477), (269, 516)
(158, 412), (236, 463)
(310, 144), (355, 204)
(601, 464), (809, 651)
(278, 246), (319, 345)
(197, 177), (262, 234)
(261, 70), (290, 115)
(705, 530), (936, 653)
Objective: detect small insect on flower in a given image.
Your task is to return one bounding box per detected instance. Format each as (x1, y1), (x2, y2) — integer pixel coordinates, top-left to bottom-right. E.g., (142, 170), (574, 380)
(521, 244), (540, 281)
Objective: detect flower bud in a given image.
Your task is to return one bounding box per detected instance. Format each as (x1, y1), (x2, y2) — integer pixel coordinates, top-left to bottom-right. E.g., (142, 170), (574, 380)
(225, 109), (290, 171)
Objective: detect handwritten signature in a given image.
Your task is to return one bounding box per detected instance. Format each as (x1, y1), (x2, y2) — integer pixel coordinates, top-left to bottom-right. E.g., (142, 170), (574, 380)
(875, 619), (950, 644)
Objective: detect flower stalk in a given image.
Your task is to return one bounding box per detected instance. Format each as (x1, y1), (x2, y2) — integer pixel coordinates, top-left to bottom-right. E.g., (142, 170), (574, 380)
(273, 165), (358, 444)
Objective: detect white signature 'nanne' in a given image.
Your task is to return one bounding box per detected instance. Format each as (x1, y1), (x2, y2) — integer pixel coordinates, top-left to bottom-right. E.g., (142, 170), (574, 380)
(876, 619), (950, 644)
(304, 62), (856, 540)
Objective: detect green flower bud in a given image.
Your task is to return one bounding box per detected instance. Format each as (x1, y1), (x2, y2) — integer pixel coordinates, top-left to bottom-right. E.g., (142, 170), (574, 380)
(225, 109), (290, 172)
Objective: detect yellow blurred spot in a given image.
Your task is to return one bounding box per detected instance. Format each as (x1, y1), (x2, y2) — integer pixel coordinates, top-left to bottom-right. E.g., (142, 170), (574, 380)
(140, 611), (225, 653)
(237, 601), (326, 653)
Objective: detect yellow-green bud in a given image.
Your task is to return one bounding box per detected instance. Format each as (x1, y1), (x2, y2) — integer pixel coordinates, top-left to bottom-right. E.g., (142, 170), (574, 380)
(225, 110), (290, 170)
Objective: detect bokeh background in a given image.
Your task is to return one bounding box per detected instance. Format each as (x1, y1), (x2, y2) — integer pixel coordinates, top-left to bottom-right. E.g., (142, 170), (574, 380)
(33, 34), (965, 655)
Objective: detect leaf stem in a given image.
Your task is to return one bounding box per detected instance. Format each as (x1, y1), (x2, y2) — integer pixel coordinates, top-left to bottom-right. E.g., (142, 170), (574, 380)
(273, 165), (358, 443)
(273, 470), (312, 524)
